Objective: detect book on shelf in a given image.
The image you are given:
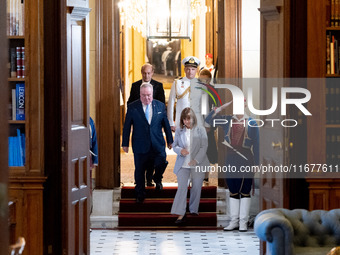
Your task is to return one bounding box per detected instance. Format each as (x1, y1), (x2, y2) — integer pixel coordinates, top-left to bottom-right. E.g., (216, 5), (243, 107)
(327, 34), (331, 74)
(325, 32), (340, 74)
(21, 47), (25, 78)
(326, 129), (340, 166)
(8, 128), (25, 167)
(329, 0), (340, 27)
(326, 132), (331, 164)
(336, 0), (339, 26)
(327, 0), (331, 27)
(16, 46), (22, 78)
(16, 83), (24, 120)
(330, 35), (335, 74)
(9, 47), (25, 78)
(9, 47), (16, 78)
(11, 89), (16, 120)
(7, 0), (25, 36)
(336, 86), (340, 124)
(331, 0), (335, 27)
(326, 81), (337, 124)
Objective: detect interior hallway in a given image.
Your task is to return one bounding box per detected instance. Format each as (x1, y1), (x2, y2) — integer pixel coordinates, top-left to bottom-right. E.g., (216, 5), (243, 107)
(120, 148), (219, 187)
(90, 229), (260, 255)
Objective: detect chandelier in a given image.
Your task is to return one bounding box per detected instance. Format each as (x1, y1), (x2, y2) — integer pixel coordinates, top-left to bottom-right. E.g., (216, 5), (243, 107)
(118, 0), (208, 39)
(118, 0), (147, 37)
(190, 0), (208, 20)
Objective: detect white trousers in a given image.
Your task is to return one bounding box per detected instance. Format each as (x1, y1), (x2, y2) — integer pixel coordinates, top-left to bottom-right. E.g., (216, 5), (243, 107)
(171, 167), (205, 216)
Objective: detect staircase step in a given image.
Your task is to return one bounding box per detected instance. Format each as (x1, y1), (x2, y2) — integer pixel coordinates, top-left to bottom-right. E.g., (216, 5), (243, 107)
(121, 186), (217, 199)
(116, 226), (223, 230)
(118, 212), (217, 227)
(119, 198), (216, 212)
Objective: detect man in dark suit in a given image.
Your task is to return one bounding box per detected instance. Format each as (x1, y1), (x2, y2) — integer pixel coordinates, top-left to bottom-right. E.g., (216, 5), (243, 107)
(127, 63), (166, 187)
(127, 63), (165, 105)
(122, 83), (173, 203)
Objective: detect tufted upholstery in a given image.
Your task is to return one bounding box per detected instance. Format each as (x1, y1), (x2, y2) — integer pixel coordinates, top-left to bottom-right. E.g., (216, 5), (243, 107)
(254, 208), (340, 255)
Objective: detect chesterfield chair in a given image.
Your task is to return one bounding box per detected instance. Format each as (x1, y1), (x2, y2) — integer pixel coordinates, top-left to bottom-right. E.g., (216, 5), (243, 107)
(254, 208), (340, 255)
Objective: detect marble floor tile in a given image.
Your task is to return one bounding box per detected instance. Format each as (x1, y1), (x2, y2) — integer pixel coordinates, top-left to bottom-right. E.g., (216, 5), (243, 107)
(90, 229), (260, 255)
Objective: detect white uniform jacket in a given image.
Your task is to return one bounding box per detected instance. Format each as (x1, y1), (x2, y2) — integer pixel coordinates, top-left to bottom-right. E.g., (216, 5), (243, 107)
(167, 77), (207, 128)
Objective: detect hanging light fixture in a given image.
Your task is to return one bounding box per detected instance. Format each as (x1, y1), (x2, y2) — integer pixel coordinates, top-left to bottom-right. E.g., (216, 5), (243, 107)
(118, 0), (147, 37)
(118, 0), (208, 40)
(190, 0), (209, 20)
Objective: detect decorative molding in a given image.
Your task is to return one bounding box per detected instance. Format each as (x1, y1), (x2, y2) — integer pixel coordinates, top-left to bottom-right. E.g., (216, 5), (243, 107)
(258, 6), (281, 20)
(68, 6), (91, 19)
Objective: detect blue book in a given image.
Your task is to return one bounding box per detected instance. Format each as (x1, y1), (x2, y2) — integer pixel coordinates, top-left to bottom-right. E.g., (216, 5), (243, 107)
(17, 129), (23, 166)
(16, 83), (25, 120)
(21, 134), (25, 165)
(13, 136), (18, 166)
(8, 137), (12, 166)
(8, 136), (16, 166)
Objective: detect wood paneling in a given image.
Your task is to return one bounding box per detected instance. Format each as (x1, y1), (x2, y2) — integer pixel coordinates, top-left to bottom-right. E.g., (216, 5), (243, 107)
(217, 0), (242, 79)
(95, 0), (121, 188)
(308, 179), (340, 210)
(0, 0), (8, 251)
(216, 0), (242, 187)
(6, 0), (45, 254)
(307, 0), (326, 164)
(306, 0), (340, 211)
(9, 177), (46, 255)
(25, 0), (44, 175)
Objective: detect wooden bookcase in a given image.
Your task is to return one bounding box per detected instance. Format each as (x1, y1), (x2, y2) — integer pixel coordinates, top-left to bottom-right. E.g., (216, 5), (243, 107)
(307, 0), (340, 210)
(7, 0), (45, 254)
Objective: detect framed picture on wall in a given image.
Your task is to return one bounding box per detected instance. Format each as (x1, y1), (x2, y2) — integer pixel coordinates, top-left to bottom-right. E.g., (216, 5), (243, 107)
(146, 39), (181, 87)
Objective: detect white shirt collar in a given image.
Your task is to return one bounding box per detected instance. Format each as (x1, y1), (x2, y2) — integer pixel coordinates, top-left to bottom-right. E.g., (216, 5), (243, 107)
(232, 113), (249, 122)
(142, 102), (151, 108)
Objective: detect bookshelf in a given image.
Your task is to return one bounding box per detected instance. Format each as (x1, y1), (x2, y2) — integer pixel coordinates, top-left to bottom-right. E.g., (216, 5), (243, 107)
(6, 0), (45, 254)
(307, 0), (340, 210)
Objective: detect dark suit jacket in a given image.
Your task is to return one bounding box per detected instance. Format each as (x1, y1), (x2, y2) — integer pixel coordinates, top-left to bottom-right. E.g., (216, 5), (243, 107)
(122, 100), (173, 154)
(127, 79), (165, 105)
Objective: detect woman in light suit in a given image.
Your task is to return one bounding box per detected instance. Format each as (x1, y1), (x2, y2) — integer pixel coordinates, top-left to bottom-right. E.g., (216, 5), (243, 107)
(171, 107), (210, 224)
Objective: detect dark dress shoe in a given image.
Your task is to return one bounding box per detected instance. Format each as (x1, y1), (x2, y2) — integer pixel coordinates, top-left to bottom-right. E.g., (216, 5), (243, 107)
(136, 197), (145, 203)
(190, 212), (199, 216)
(155, 182), (163, 190)
(146, 181), (155, 187)
(175, 215), (186, 225)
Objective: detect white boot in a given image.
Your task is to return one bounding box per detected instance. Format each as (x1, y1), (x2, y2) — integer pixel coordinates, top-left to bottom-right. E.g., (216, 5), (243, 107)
(223, 198), (240, 231)
(239, 197), (251, 232)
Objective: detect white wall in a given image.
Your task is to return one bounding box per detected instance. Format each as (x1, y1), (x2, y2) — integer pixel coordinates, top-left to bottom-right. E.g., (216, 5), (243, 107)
(242, 0), (260, 113)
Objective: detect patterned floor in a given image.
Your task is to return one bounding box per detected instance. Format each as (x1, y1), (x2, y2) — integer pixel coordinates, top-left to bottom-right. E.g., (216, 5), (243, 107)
(90, 229), (260, 255)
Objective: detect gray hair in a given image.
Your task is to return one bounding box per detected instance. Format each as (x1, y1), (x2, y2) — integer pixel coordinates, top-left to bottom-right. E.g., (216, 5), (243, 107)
(141, 63), (154, 72)
(140, 83), (153, 91)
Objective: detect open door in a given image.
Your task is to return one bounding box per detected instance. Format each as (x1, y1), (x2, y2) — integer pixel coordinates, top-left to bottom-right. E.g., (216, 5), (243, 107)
(61, 2), (91, 254)
(258, 1), (290, 254)
(259, 0), (290, 211)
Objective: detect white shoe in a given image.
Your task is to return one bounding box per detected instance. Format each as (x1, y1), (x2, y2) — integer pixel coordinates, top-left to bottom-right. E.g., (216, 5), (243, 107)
(223, 198), (240, 231)
(239, 197), (251, 232)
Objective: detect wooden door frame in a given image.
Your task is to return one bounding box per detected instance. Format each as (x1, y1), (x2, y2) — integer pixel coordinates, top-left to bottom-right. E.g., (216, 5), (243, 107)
(216, 0), (243, 187)
(95, 0), (121, 189)
(0, 0), (9, 251)
(94, 1), (243, 189)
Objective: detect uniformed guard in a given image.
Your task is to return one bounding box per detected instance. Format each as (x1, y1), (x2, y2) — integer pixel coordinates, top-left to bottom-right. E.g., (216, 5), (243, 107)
(167, 56), (207, 131)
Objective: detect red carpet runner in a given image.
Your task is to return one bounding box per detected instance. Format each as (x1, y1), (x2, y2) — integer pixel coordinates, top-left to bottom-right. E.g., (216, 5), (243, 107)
(118, 186), (217, 229)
